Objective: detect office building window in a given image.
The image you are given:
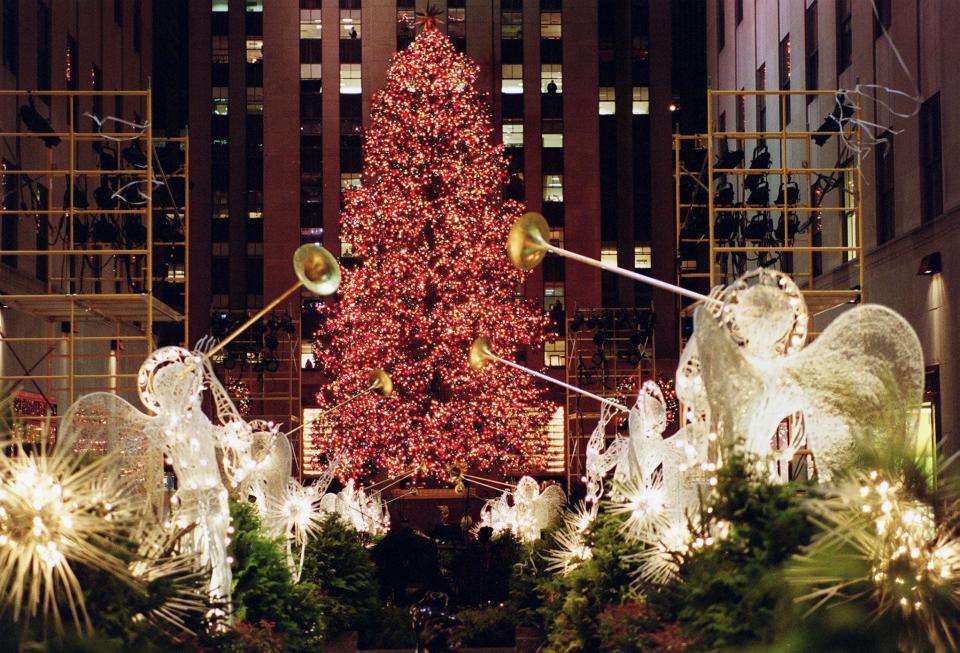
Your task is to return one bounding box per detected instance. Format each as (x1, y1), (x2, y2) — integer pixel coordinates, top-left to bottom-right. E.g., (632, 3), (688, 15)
(502, 10), (522, 39)
(213, 191), (229, 219)
(246, 87), (263, 114)
(448, 6), (465, 39)
(549, 226), (564, 248)
(212, 35), (229, 63)
(755, 64), (766, 135)
(920, 93), (943, 222)
(300, 9), (322, 39)
(502, 120), (523, 147)
(632, 87), (649, 114)
(246, 39), (263, 64)
(717, 0), (725, 51)
(340, 63), (361, 93)
(2, 0), (18, 74)
(876, 133), (895, 244)
(212, 87), (229, 115)
(246, 0), (262, 10)
(340, 173), (361, 193)
(805, 2), (818, 102)
(874, 0), (891, 38)
(502, 64), (523, 93)
(544, 340), (565, 368)
(634, 245), (652, 269)
(836, 0), (852, 73)
(600, 245), (617, 266)
(543, 175), (563, 202)
(842, 168), (857, 262)
(541, 64), (562, 93)
(340, 8), (360, 39)
(542, 132), (563, 148)
(779, 35), (791, 126)
(544, 282), (564, 310)
(212, 0), (228, 11)
(541, 11), (561, 39)
(397, 8), (415, 47)
(301, 63), (322, 80)
(598, 87), (615, 115)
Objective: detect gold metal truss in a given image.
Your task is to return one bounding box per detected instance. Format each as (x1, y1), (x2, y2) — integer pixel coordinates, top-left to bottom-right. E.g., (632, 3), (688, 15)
(0, 90), (188, 436)
(674, 89), (864, 343)
(563, 307), (656, 488)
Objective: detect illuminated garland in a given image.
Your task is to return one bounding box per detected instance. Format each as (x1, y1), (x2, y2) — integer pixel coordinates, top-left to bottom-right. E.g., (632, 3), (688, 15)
(312, 26), (553, 481)
(226, 379), (251, 417)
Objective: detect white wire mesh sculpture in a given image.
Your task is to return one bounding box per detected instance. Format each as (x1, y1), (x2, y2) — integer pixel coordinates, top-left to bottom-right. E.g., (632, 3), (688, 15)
(476, 476), (565, 543)
(691, 268), (924, 482)
(318, 478), (391, 537)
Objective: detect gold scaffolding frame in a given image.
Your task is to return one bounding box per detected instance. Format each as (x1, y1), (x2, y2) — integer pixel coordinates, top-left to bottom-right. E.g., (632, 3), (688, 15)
(675, 89), (864, 339)
(0, 90), (188, 422)
(564, 307), (656, 489)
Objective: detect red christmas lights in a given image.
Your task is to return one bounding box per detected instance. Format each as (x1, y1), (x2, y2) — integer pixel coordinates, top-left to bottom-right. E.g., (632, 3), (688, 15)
(311, 27), (553, 482)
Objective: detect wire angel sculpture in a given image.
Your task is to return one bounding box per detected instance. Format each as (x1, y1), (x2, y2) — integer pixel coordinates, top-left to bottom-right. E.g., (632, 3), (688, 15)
(476, 476), (565, 543)
(687, 268), (924, 482)
(318, 478), (390, 537)
(58, 347), (237, 604)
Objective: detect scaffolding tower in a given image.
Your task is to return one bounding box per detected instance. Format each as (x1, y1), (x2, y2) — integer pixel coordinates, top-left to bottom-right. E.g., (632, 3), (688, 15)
(0, 90), (188, 438)
(564, 306), (656, 489)
(675, 89), (864, 342)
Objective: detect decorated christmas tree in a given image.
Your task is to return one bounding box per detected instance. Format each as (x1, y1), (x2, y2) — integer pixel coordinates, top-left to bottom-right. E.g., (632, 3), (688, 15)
(311, 22), (553, 482)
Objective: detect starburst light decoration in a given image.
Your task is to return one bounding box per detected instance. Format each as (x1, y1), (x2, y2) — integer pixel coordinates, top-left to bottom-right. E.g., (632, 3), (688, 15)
(0, 442), (135, 630)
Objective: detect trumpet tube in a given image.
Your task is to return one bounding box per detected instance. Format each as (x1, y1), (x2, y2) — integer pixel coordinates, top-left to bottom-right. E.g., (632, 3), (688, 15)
(488, 352), (629, 412)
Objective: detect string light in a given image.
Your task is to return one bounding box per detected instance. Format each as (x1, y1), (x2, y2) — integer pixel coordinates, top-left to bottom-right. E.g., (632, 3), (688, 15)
(311, 26), (552, 480)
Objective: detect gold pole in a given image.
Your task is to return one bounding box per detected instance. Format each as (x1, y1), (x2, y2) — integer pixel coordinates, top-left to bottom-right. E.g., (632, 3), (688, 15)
(206, 280), (302, 359)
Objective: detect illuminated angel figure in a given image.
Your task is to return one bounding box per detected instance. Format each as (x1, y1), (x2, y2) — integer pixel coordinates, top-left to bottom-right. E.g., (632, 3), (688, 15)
(59, 347), (233, 604)
(477, 476), (565, 543)
(318, 479), (390, 537)
(690, 268), (924, 482)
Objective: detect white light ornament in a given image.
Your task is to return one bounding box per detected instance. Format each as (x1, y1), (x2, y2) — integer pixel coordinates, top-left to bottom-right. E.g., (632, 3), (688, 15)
(476, 476), (565, 543)
(685, 269), (924, 483)
(318, 479), (391, 537)
(58, 347), (235, 605)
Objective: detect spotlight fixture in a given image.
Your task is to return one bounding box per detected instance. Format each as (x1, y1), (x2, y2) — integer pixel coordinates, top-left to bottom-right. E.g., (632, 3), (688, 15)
(746, 180), (770, 207)
(264, 358), (280, 373)
(917, 252), (942, 276)
(775, 180), (800, 206)
(122, 143), (147, 169)
(715, 148), (745, 170)
(570, 311), (583, 332)
(744, 144), (771, 191)
(221, 352), (236, 370)
(848, 285), (862, 304)
(715, 181), (734, 206)
(19, 103), (60, 148)
(812, 94), (855, 146)
(264, 333), (280, 350)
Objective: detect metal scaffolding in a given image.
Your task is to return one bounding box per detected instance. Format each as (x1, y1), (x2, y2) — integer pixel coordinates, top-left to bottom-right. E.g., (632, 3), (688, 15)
(675, 89), (864, 343)
(564, 306), (657, 488)
(0, 90), (188, 436)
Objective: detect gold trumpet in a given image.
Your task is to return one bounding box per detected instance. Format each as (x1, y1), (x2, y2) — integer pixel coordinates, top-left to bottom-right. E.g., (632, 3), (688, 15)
(208, 243), (341, 359)
(470, 336), (628, 411)
(508, 212), (716, 304)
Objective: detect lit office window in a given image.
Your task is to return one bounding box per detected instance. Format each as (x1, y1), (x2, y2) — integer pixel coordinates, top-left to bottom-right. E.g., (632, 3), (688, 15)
(246, 1), (263, 11)
(340, 172), (361, 193)
(843, 169), (857, 261)
(212, 0), (228, 11)
(544, 282), (565, 309)
(301, 343), (316, 369)
(501, 64), (523, 94)
(246, 87), (263, 114)
(632, 87), (649, 114)
(541, 11), (561, 39)
(601, 245), (618, 266)
(502, 120), (523, 147)
(340, 9), (360, 39)
(598, 87), (615, 115)
(340, 239), (355, 257)
(300, 63), (322, 80)
(542, 132), (563, 148)
(340, 63), (361, 93)
(448, 7), (465, 38)
(541, 64), (562, 93)
(300, 9), (322, 39)
(246, 39), (263, 64)
(501, 11), (522, 39)
(544, 339), (565, 368)
(212, 87), (228, 115)
(213, 192), (228, 220)
(543, 175), (563, 202)
(634, 245), (652, 269)
(549, 226), (564, 248)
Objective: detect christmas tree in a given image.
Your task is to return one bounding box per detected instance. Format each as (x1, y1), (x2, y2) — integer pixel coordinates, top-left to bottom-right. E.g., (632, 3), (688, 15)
(311, 23), (553, 482)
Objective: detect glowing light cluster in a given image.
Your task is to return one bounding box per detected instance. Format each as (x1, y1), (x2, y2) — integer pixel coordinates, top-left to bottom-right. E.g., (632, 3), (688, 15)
(476, 476), (565, 543)
(311, 26), (552, 481)
(0, 444), (134, 629)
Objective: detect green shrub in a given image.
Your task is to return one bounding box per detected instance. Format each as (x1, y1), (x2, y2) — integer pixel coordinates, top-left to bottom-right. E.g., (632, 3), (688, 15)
(457, 607), (515, 647)
(358, 604), (416, 649)
(300, 514), (381, 640)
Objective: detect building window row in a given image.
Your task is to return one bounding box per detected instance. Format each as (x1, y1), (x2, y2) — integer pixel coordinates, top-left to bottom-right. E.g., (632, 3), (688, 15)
(598, 87), (649, 115)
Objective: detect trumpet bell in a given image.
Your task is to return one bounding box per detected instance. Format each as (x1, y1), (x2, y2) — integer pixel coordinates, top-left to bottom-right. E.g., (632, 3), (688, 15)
(294, 243), (341, 295)
(469, 336), (494, 370)
(507, 212), (550, 271)
(367, 369), (393, 397)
